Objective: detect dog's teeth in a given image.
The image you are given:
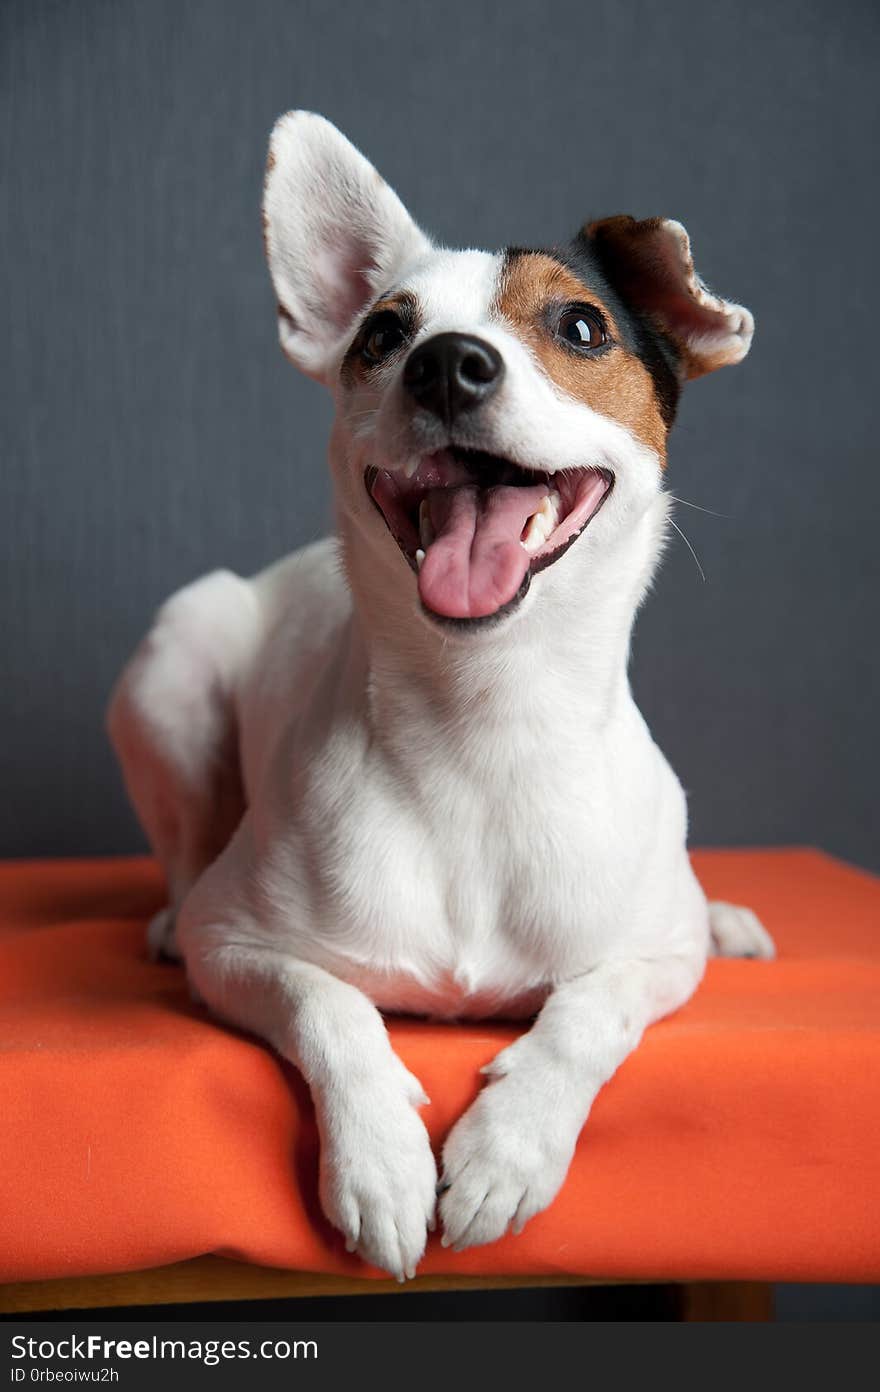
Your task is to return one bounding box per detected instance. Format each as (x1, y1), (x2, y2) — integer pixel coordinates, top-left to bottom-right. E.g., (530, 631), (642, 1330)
(419, 499), (435, 548)
(403, 458), (418, 479)
(536, 491), (561, 527)
(521, 492), (561, 554)
(415, 548), (426, 569)
(521, 514), (549, 552)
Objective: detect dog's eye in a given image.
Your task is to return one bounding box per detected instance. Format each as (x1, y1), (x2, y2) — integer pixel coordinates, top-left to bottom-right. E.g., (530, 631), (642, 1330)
(361, 311), (406, 365)
(556, 306), (607, 353)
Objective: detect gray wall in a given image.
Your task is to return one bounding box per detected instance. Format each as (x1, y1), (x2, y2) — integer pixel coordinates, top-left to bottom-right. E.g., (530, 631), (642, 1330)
(2, 0), (878, 868)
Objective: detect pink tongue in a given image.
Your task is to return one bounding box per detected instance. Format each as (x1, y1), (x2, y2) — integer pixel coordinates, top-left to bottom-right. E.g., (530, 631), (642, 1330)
(417, 484), (549, 620)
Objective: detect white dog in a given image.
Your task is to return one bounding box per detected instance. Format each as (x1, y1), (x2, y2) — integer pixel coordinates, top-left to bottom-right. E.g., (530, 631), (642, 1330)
(108, 112), (774, 1281)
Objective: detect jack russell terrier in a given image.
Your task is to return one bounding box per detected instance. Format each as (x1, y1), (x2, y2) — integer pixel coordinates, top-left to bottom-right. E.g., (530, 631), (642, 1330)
(108, 112), (774, 1281)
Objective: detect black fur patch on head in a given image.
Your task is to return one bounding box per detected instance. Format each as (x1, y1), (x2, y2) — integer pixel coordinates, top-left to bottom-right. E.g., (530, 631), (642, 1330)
(560, 231), (682, 427)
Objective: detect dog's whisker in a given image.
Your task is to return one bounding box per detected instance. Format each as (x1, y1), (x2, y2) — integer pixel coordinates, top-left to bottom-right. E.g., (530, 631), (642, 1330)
(667, 516), (707, 583)
(668, 493), (731, 520)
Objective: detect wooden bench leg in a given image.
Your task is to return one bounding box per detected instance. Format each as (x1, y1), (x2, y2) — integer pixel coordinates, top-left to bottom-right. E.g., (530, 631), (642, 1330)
(679, 1281), (774, 1321)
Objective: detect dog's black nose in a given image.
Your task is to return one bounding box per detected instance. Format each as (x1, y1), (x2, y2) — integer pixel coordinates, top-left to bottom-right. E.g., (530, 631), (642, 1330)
(403, 333), (504, 421)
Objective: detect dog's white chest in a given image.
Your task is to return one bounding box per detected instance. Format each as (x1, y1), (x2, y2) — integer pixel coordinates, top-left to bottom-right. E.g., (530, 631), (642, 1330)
(255, 714), (656, 1018)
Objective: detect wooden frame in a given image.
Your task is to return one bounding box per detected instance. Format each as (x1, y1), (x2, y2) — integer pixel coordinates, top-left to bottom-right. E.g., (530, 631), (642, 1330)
(0, 1257), (774, 1320)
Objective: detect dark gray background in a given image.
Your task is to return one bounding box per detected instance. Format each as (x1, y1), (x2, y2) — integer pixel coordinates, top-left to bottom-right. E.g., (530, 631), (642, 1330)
(2, 0), (878, 868)
(2, 0), (879, 1327)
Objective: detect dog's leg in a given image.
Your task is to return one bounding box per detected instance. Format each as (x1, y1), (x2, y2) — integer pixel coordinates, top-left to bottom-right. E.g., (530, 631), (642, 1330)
(708, 902), (775, 959)
(107, 570), (253, 959)
(439, 948), (705, 1251)
(185, 940), (437, 1280)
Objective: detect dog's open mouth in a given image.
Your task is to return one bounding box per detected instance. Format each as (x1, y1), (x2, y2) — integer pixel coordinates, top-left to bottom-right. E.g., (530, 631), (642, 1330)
(365, 447), (613, 623)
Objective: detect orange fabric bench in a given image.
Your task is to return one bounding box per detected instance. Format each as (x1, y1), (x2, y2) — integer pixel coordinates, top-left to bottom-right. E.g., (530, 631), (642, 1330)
(1, 848), (878, 1289)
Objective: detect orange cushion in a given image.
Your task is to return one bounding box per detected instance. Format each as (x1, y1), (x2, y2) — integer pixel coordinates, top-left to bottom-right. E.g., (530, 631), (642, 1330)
(1, 849), (878, 1285)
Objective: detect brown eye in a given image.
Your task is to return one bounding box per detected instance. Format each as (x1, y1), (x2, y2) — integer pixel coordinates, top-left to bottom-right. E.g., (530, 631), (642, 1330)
(557, 305), (607, 353)
(361, 311), (406, 364)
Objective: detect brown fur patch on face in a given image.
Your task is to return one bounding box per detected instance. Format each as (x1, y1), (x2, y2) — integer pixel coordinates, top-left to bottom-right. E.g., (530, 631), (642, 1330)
(492, 252), (669, 461)
(339, 290), (420, 387)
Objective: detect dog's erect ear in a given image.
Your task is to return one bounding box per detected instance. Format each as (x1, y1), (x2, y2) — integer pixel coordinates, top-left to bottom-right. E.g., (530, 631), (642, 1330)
(584, 216), (753, 380)
(263, 112), (429, 380)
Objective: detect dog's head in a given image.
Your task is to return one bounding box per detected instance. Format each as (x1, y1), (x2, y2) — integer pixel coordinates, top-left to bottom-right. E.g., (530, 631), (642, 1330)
(263, 113), (753, 632)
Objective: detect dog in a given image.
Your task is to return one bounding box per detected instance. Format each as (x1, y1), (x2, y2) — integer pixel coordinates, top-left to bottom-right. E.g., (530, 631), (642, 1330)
(108, 111), (774, 1281)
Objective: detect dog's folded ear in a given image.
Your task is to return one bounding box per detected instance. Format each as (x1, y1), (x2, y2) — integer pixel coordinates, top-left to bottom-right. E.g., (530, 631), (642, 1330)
(584, 216), (753, 380)
(263, 112), (430, 381)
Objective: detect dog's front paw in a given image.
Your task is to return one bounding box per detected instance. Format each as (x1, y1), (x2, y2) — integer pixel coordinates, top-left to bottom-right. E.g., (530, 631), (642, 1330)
(709, 901), (775, 959)
(318, 1069), (437, 1281)
(439, 1066), (576, 1251)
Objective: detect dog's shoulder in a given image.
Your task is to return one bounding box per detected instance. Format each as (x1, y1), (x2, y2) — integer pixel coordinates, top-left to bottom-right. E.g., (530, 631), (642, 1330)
(250, 536), (350, 637)
(236, 537), (351, 766)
